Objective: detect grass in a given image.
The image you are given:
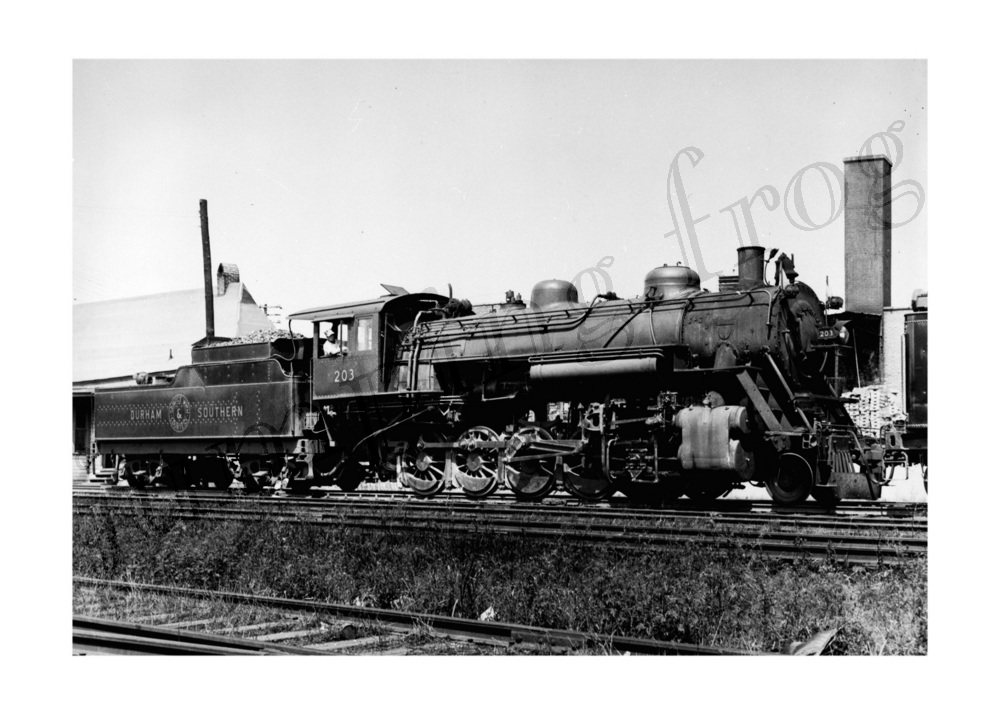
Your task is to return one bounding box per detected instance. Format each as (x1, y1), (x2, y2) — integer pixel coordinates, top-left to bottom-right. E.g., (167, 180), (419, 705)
(73, 503), (927, 654)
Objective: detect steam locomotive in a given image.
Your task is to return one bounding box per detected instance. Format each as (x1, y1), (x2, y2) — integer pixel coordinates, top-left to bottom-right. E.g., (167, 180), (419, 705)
(94, 246), (893, 506)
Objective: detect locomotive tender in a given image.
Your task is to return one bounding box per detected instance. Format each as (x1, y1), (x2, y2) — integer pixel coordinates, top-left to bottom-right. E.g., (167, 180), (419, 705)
(95, 245), (890, 506)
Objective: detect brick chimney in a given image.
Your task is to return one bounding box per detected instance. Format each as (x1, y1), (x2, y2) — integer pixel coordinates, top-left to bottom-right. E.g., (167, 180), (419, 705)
(843, 155), (892, 314)
(216, 263), (240, 296)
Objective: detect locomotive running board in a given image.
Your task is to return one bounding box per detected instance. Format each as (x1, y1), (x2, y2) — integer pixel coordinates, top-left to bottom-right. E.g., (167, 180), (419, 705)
(528, 346), (671, 364)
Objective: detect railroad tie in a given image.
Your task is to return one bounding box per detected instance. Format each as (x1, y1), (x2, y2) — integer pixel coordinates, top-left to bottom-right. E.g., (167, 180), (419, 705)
(252, 621), (358, 642)
(208, 619), (298, 635)
(129, 612), (195, 624)
(310, 634), (401, 652)
(163, 618), (218, 630)
(255, 628), (321, 643)
(374, 647), (411, 656)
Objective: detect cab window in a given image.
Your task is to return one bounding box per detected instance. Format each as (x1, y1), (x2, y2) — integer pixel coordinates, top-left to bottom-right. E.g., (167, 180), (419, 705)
(356, 315), (374, 352)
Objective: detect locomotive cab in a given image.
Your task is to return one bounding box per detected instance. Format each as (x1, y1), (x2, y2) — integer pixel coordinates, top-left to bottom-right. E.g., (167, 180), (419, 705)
(289, 292), (451, 400)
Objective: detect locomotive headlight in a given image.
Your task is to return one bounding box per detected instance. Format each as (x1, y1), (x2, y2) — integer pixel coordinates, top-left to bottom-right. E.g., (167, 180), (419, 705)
(838, 326), (850, 343)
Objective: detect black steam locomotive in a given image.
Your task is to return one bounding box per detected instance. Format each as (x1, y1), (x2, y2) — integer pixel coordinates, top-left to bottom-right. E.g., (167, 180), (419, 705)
(95, 246), (891, 506)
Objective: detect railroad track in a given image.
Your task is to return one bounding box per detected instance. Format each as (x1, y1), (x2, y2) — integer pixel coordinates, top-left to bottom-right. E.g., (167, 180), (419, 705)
(73, 577), (766, 655)
(73, 489), (925, 531)
(74, 491), (926, 565)
(73, 616), (327, 655)
(73, 480), (927, 518)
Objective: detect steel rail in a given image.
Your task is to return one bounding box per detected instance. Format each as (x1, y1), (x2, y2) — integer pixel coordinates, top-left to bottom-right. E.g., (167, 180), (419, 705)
(74, 480), (928, 517)
(73, 578), (765, 655)
(73, 488), (925, 522)
(73, 495), (927, 535)
(74, 501), (925, 565)
(72, 490), (927, 530)
(73, 615), (324, 655)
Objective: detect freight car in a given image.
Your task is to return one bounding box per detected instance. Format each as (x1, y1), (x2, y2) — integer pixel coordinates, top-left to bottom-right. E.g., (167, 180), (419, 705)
(94, 245), (894, 506)
(883, 290), (929, 491)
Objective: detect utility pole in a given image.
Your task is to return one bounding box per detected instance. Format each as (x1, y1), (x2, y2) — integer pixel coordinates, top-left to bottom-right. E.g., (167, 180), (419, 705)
(200, 199), (215, 341)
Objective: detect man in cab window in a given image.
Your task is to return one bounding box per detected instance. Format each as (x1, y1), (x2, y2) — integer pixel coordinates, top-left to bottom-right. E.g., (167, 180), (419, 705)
(323, 327), (349, 357)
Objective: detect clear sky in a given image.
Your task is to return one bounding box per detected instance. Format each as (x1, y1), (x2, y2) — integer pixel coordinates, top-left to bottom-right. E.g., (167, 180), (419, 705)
(74, 60), (926, 315)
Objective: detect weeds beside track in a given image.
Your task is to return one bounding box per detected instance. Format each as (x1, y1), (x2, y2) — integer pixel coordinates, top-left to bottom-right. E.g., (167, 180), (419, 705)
(74, 578), (759, 655)
(73, 502), (928, 654)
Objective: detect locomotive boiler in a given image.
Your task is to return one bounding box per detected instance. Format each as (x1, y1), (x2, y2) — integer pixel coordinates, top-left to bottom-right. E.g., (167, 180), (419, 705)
(94, 245), (888, 506)
(371, 245), (882, 505)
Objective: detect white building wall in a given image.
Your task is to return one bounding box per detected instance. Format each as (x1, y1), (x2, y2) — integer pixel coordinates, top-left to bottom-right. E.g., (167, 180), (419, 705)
(880, 307), (907, 411)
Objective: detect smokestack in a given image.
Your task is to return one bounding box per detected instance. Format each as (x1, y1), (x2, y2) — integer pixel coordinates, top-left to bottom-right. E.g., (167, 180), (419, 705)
(736, 246), (765, 289)
(199, 199), (215, 340)
(844, 156), (892, 313)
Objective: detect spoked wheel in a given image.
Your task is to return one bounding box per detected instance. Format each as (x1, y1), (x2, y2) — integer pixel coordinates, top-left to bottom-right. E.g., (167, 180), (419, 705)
(765, 453), (813, 506)
(563, 433), (617, 502)
(452, 427), (502, 499)
(503, 427), (559, 501)
(398, 434), (449, 498)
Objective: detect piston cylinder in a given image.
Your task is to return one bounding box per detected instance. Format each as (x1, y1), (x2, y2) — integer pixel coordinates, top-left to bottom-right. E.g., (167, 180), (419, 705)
(673, 405), (753, 477)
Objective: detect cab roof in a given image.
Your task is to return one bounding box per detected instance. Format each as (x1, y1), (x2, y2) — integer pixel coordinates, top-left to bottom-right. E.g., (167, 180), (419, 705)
(287, 292), (449, 323)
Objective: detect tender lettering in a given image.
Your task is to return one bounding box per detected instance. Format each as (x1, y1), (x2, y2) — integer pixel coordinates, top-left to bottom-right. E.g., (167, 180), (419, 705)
(130, 408), (164, 420)
(196, 404), (245, 419)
